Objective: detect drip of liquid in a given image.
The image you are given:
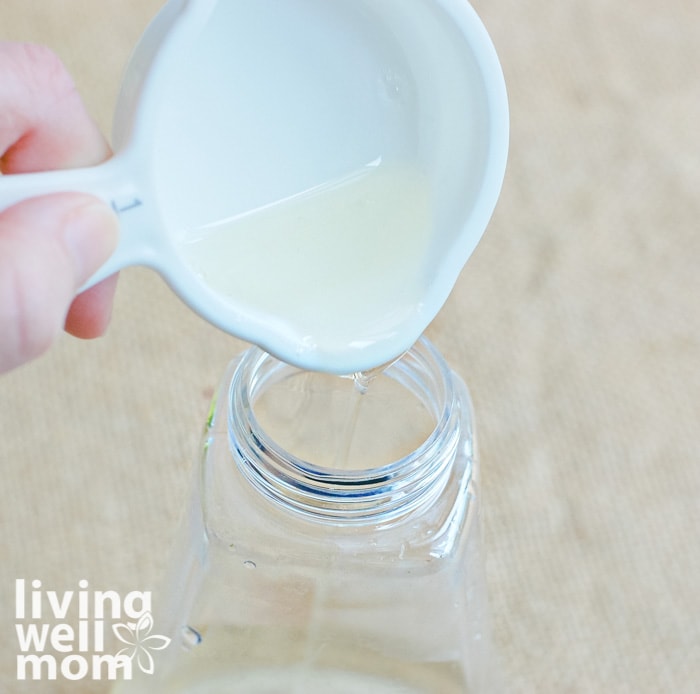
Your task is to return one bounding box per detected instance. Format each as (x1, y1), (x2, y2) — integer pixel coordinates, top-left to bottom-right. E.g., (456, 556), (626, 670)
(180, 164), (433, 365)
(333, 358), (403, 467)
(332, 372), (370, 468)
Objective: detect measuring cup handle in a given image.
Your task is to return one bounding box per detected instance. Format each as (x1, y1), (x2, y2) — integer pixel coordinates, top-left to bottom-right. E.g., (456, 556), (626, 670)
(0, 155), (156, 290)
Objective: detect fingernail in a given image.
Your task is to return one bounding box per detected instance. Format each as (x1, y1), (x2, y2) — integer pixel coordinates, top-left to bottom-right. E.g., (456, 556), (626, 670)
(63, 199), (119, 286)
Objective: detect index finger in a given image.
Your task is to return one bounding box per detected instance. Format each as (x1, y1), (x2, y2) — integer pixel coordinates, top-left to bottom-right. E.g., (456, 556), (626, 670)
(0, 41), (119, 339)
(0, 41), (111, 174)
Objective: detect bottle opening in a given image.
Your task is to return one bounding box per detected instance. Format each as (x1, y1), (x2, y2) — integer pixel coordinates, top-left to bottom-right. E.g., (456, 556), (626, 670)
(227, 338), (465, 523)
(251, 366), (436, 472)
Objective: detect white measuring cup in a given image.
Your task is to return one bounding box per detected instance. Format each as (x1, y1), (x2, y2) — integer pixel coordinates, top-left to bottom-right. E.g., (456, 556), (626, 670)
(0, 0), (508, 374)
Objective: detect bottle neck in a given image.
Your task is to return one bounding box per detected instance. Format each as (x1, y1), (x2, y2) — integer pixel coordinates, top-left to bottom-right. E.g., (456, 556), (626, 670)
(227, 338), (468, 525)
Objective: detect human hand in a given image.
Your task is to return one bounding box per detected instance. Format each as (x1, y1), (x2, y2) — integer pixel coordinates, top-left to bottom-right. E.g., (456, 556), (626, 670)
(0, 41), (119, 373)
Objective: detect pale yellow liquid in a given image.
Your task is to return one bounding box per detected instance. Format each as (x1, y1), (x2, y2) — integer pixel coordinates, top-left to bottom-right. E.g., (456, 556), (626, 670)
(112, 625), (468, 693)
(180, 165), (433, 359)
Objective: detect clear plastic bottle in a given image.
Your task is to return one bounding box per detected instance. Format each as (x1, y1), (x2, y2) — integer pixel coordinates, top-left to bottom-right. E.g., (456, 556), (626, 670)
(118, 337), (497, 692)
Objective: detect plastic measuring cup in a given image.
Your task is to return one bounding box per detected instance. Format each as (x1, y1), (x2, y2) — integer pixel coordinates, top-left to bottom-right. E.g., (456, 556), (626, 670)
(0, 0), (508, 374)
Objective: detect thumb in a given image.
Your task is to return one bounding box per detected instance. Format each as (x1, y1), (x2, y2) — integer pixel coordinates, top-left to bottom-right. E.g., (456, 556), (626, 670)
(0, 193), (118, 373)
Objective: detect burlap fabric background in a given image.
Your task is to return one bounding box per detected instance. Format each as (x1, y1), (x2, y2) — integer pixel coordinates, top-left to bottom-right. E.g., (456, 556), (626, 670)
(1, 1), (698, 692)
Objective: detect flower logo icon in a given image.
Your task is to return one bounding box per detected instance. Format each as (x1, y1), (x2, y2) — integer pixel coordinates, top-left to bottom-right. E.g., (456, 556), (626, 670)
(113, 612), (171, 675)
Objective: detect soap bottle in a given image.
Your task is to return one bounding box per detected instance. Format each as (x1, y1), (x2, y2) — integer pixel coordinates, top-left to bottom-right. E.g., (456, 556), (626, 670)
(119, 337), (498, 692)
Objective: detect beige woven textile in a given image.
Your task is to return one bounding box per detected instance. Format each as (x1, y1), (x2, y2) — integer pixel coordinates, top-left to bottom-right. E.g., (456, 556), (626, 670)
(1, 1), (698, 692)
